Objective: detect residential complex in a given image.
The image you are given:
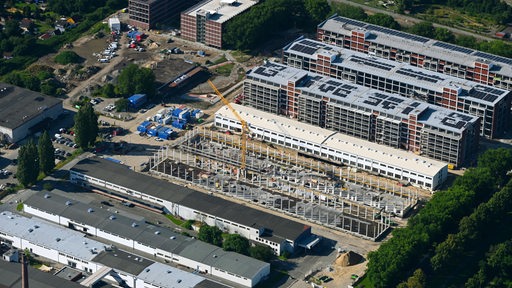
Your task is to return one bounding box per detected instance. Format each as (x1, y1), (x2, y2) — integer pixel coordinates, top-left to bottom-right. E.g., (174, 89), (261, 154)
(128, 0), (192, 29)
(69, 157), (318, 256)
(282, 38), (511, 139)
(317, 15), (512, 91)
(0, 210), (234, 288)
(241, 61), (479, 167)
(0, 83), (63, 143)
(181, 0), (259, 48)
(215, 103), (448, 190)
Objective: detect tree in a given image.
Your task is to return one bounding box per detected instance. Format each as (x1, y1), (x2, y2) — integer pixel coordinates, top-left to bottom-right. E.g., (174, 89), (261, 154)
(408, 22), (435, 38)
(16, 140), (39, 187)
(434, 28), (456, 43)
(330, 3), (367, 20)
(115, 98), (129, 112)
(116, 64), (156, 99)
(304, 0), (331, 24)
(198, 224), (223, 247)
(54, 51), (83, 65)
(249, 245), (275, 262)
(38, 131), (55, 175)
(74, 103), (98, 148)
(223, 234), (250, 255)
(477, 148), (512, 187)
(366, 13), (400, 29)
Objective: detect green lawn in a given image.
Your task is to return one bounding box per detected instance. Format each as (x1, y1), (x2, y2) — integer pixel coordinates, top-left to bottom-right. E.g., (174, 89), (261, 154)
(165, 214), (184, 226)
(215, 63), (235, 76)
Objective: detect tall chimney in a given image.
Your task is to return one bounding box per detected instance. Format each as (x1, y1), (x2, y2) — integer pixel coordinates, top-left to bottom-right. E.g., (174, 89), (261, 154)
(21, 252), (29, 288)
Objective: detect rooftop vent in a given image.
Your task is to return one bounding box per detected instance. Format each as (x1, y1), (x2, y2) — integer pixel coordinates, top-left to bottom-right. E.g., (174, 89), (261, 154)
(167, 270), (172, 274)
(34, 225), (39, 229)
(154, 231), (161, 235)
(44, 194), (50, 199)
(28, 228), (33, 233)
(87, 208), (94, 213)
(65, 200), (72, 206)
(109, 215), (116, 220)
(170, 236), (176, 240)
(56, 238), (61, 242)
(131, 222), (138, 228)
(145, 268), (150, 272)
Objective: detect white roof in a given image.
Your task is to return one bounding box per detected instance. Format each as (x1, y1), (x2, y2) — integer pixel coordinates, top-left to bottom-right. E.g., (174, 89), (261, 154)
(185, 0), (258, 23)
(136, 262), (206, 287)
(0, 211), (105, 260)
(216, 104), (447, 177)
(108, 17), (120, 24)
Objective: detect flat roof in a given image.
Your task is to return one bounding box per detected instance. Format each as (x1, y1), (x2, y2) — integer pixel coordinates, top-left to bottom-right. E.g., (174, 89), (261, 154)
(0, 259), (84, 288)
(283, 38), (509, 106)
(0, 211), (106, 260)
(216, 104), (447, 177)
(24, 190), (269, 280)
(318, 16), (512, 78)
(184, 0), (258, 23)
(137, 262), (227, 288)
(0, 83), (62, 129)
(246, 62), (479, 134)
(93, 248), (154, 276)
(70, 157), (310, 242)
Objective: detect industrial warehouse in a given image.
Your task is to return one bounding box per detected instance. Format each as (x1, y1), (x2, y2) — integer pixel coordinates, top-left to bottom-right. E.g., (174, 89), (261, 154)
(68, 157), (318, 257)
(317, 15), (512, 91)
(215, 103), (447, 191)
(0, 83), (63, 143)
(282, 37), (511, 139)
(0, 211), (234, 288)
(181, 0), (259, 48)
(241, 61), (479, 168)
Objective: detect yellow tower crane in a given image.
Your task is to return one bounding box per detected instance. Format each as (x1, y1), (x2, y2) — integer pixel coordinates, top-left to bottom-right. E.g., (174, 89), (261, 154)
(208, 79), (250, 171)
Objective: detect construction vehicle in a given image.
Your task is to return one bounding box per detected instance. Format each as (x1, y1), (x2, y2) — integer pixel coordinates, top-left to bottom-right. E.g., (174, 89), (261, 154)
(208, 80), (250, 172)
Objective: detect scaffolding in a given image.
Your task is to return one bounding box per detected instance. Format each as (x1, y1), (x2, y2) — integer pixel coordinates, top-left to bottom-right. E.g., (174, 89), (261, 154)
(148, 128), (423, 240)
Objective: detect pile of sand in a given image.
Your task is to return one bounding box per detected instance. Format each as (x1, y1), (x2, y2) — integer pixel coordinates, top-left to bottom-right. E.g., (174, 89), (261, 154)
(336, 251), (364, 267)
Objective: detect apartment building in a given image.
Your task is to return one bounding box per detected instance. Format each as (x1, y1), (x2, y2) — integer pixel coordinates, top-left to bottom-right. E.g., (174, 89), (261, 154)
(282, 38), (511, 139)
(317, 15), (512, 92)
(181, 0), (258, 48)
(215, 104), (448, 190)
(128, 0), (191, 29)
(242, 62), (480, 167)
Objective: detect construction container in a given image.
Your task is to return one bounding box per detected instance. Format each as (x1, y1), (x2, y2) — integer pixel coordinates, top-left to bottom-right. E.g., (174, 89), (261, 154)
(137, 121), (152, 133)
(128, 94), (147, 109)
(172, 119), (187, 130)
(157, 127), (174, 139)
(162, 116), (173, 125)
(147, 125), (162, 137)
(172, 108), (182, 117)
(179, 110), (191, 120)
(191, 109), (204, 119)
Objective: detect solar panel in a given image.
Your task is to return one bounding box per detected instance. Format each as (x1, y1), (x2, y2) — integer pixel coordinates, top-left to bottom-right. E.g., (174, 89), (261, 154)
(473, 51), (512, 65)
(366, 24), (430, 43)
(300, 39), (324, 48)
(411, 102), (421, 107)
(402, 107), (414, 114)
(349, 55), (394, 71)
(387, 96), (404, 103)
(380, 100), (397, 110)
(483, 86), (506, 95)
(373, 92), (388, 99)
(333, 87), (350, 97)
(326, 80), (341, 87)
(319, 83), (336, 93)
(342, 84), (358, 90)
(335, 17), (366, 28)
(396, 68), (444, 83)
(432, 42), (473, 54)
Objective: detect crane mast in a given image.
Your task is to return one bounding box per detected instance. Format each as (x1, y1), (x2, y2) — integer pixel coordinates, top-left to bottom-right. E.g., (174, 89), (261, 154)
(208, 80), (249, 171)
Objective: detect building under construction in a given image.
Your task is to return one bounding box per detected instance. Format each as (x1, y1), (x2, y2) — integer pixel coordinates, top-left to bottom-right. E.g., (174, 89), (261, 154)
(149, 125), (422, 241)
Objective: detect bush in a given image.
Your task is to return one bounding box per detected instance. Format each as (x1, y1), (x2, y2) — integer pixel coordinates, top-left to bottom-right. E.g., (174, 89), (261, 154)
(54, 51), (83, 65)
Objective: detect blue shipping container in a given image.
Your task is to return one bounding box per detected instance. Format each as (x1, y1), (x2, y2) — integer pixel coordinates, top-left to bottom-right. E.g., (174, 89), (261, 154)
(147, 125), (162, 136)
(172, 108), (182, 117)
(128, 94), (147, 109)
(137, 121), (152, 132)
(172, 120), (187, 130)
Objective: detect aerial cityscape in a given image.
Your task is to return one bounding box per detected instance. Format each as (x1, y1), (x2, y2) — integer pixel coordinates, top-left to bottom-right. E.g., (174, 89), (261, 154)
(0, 0), (511, 287)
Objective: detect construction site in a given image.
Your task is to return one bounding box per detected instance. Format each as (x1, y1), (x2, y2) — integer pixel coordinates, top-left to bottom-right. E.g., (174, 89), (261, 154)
(149, 125), (421, 241)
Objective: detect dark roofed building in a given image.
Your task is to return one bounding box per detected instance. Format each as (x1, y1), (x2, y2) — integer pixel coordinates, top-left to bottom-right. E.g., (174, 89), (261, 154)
(70, 157), (317, 255)
(0, 83), (63, 143)
(0, 258), (84, 288)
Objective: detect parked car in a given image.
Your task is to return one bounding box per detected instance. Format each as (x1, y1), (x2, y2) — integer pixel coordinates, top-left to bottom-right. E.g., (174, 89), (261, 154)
(155, 137), (164, 142)
(101, 201), (113, 207)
